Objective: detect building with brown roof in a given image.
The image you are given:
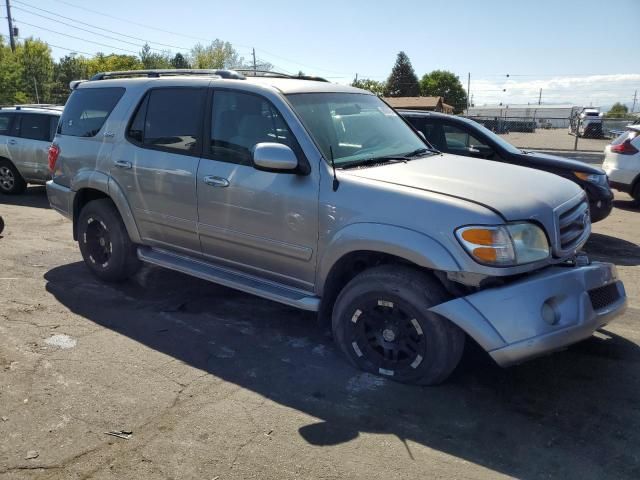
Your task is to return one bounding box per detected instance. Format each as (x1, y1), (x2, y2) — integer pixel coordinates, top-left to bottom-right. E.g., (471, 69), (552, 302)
(383, 96), (454, 114)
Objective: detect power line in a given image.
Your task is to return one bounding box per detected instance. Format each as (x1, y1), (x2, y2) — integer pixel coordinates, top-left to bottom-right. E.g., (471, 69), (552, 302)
(47, 0), (351, 76)
(15, 19), (140, 54)
(12, 5), (165, 51)
(16, 35), (93, 56)
(12, 0), (190, 51)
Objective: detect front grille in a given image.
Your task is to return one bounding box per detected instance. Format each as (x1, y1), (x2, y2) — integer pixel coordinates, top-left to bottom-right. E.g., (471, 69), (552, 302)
(589, 283), (620, 311)
(557, 197), (590, 253)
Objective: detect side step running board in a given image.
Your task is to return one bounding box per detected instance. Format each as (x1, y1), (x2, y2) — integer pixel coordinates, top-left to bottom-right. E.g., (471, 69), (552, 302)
(137, 247), (321, 311)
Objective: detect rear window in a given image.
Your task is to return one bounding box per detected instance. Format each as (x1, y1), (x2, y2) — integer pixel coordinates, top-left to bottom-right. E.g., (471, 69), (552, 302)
(59, 87), (125, 137)
(612, 129), (639, 145)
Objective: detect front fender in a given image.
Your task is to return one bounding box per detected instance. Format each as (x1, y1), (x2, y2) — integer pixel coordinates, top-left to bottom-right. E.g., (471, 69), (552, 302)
(71, 171), (141, 244)
(317, 222), (461, 295)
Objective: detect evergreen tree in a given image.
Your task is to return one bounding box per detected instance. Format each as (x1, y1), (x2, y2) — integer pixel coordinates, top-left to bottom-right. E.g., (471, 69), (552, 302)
(384, 51), (419, 97)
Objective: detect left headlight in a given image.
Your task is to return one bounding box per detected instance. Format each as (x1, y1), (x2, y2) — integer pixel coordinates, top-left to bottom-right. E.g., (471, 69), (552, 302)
(574, 171), (607, 186)
(456, 223), (550, 267)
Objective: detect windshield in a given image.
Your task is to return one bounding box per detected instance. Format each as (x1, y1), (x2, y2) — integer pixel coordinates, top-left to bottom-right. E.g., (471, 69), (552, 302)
(287, 93), (427, 167)
(470, 120), (523, 155)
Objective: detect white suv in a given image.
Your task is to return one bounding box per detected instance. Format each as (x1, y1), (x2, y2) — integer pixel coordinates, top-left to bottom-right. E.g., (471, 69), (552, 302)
(0, 105), (63, 194)
(602, 124), (640, 202)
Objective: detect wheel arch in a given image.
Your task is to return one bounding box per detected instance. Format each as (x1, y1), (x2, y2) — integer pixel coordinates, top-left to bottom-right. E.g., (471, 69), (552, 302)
(317, 223), (462, 323)
(72, 173), (141, 243)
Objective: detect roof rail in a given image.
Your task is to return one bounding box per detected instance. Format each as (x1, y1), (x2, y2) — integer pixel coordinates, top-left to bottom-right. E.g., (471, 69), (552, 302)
(89, 69), (246, 81)
(0, 104), (63, 111)
(234, 69), (329, 82)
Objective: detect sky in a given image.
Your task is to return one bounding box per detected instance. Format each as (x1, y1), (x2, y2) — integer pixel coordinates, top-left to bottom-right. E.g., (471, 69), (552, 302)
(2, 0), (639, 109)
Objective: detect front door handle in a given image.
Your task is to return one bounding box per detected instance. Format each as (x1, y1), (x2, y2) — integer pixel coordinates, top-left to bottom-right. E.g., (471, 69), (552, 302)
(8, 139), (16, 145)
(114, 160), (132, 169)
(203, 175), (230, 187)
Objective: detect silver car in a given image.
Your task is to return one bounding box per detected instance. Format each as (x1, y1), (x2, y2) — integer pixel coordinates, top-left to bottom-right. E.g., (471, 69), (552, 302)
(46, 70), (627, 385)
(0, 105), (62, 194)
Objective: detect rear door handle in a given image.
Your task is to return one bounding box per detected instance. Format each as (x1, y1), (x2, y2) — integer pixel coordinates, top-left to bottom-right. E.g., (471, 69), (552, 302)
(203, 175), (230, 187)
(114, 160), (132, 169)
(8, 139), (16, 145)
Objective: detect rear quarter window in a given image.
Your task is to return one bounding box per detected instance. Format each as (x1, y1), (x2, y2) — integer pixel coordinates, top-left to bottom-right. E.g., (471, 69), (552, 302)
(59, 87), (125, 137)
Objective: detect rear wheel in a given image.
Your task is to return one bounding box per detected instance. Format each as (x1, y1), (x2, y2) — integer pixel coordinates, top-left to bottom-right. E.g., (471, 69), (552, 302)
(77, 199), (141, 282)
(0, 160), (27, 195)
(332, 265), (465, 385)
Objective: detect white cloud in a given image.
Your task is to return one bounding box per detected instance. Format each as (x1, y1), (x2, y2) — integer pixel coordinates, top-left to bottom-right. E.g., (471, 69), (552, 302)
(470, 74), (640, 107)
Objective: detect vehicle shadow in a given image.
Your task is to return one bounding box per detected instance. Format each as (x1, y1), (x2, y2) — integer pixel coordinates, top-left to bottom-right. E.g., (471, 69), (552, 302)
(612, 198), (639, 213)
(43, 262), (640, 479)
(584, 232), (640, 266)
(0, 185), (50, 209)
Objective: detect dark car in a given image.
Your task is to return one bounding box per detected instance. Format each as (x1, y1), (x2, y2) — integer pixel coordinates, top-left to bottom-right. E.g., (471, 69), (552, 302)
(399, 110), (613, 222)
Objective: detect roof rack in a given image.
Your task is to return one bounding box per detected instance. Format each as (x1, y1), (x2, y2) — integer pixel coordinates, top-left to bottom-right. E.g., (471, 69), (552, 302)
(0, 104), (63, 112)
(235, 69), (329, 83)
(89, 69), (246, 81)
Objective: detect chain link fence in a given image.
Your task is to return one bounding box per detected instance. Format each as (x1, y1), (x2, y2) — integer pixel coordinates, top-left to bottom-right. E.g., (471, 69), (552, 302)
(465, 113), (638, 152)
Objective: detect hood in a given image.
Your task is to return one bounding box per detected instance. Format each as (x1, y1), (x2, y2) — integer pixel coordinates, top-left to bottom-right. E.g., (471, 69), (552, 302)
(342, 153), (584, 221)
(515, 151), (605, 174)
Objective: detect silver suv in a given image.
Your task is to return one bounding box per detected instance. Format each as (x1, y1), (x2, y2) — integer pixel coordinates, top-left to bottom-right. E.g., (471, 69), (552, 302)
(47, 70), (627, 385)
(0, 105), (62, 194)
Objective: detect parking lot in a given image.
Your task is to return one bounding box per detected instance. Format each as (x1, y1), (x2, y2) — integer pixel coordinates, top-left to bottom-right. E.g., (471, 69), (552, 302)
(0, 186), (639, 480)
(498, 128), (611, 152)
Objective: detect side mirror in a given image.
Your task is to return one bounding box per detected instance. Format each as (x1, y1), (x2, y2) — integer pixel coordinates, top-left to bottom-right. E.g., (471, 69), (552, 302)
(252, 143), (299, 173)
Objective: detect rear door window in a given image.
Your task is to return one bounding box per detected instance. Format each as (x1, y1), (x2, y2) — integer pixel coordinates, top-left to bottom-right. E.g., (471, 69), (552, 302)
(0, 113), (12, 135)
(18, 114), (51, 141)
(127, 87), (206, 155)
(59, 87), (125, 137)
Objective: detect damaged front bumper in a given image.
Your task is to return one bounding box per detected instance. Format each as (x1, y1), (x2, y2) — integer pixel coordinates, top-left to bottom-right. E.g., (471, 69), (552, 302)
(430, 261), (627, 367)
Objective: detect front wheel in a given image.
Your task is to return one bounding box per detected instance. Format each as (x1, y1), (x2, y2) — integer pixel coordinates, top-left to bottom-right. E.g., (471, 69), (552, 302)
(77, 199), (141, 282)
(332, 265), (465, 385)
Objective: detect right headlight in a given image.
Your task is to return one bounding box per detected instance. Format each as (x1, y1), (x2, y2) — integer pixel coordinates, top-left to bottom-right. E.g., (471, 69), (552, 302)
(455, 223), (550, 267)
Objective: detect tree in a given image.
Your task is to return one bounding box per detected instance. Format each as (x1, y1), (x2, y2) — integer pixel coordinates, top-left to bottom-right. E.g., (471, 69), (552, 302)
(86, 53), (142, 77)
(606, 102), (629, 118)
(384, 52), (420, 97)
(351, 77), (386, 96)
(420, 70), (468, 114)
(50, 54), (89, 104)
(0, 36), (26, 104)
(15, 38), (54, 103)
(190, 40), (244, 69)
(139, 43), (172, 69)
(171, 53), (190, 69)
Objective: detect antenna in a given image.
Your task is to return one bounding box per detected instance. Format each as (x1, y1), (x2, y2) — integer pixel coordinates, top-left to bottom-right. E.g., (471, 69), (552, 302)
(329, 145), (339, 192)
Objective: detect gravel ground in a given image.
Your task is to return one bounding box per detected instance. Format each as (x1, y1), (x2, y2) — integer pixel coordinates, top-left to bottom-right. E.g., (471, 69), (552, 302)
(0, 186), (639, 480)
(499, 129), (610, 152)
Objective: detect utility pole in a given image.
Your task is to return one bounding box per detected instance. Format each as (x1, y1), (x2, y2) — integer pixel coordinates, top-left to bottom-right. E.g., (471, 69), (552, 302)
(632, 90), (638, 113)
(538, 88), (542, 105)
(5, 0), (16, 52)
(252, 48), (256, 74)
(466, 72), (470, 115)
(33, 77), (39, 104)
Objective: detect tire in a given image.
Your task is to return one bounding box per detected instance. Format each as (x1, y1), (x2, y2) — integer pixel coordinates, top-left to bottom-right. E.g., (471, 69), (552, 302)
(77, 199), (141, 282)
(0, 159), (27, 195)
(0, 215), (4, 235)
(332, 265), (465, 385)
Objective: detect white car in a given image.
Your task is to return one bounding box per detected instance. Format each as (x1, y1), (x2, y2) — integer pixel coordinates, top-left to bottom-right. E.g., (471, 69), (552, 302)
(603, 124), (640, 202)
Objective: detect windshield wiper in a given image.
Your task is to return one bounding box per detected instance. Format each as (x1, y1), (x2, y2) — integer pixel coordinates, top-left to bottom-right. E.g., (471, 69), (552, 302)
(340, 156), (408, 170)
(403, 147), (438, 157)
